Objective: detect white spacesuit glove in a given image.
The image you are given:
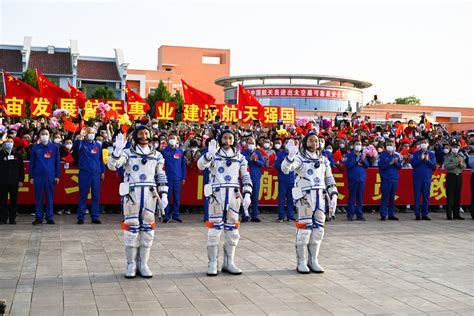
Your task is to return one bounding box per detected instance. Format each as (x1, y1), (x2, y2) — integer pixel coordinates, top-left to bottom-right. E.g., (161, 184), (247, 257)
(243, 194), (251, 217)
(160, 193), (168, 212)
(286, 139), (298, 158)
(329, 194), (338, 219)
(207, 139), (218, 157)
(113, 133), (127, 157)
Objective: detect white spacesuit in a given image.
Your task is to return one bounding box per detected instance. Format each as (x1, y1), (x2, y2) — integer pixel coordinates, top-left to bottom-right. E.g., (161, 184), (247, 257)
(107, 126), (168, 278)
(282, 131), (338, 274)
(197, 130), (252, 276)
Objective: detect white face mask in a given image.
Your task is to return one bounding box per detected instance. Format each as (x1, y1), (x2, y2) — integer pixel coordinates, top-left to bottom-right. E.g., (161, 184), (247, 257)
(443, 148), (450, 154)
(452, 148), (459, 154)
(54, 138), (61, 144)
(40, 135), (49, 143)
(326, 148), (333, 153)
(354, 145), (362, 152)
(420, 143), (428, 150)
(191, 147), (198, 152)
(168, 139), (177, 146)
(65, 144), (73, 150)
(386, 145), (394, 152)
(383, 134), (388, 138)
(263, 143), (270, 149)
(87, 133), (95, 141)
(274, 144), (282, 150)
(152, 124), (158, 129)
(248, 144), (256, 151)
(339, 143), (345, 149)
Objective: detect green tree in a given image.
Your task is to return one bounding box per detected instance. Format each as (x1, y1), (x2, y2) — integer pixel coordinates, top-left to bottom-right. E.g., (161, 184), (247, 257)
(171, 89), (184, 122)
(22, 68), (39, 90)
(91, 86), (116, 99)
(146, 80), (172, 117)
(394, 95), (421, 105)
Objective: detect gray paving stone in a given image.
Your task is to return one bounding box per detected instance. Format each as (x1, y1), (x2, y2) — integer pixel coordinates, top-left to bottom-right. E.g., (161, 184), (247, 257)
(0, 212), (472, 315)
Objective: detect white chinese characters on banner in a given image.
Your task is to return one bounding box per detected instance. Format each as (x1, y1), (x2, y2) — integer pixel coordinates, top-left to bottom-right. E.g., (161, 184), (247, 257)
(247, 88), (361, 101)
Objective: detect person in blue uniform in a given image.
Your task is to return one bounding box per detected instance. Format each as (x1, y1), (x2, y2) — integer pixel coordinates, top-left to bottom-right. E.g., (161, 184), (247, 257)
(377, 139), (401, 220)
(162, 133), (186, 223)
(410, 138), (436, 220)
(241, 137), (264, 222)
(74, 127), (105, 224)
(30, 128), (60, 225)
(274, 139), (296, 222)
(345, 140), (369, 221)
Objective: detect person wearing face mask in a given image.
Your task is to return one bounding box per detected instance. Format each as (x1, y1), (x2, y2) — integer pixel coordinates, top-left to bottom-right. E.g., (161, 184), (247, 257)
(345, 140), (369, 221)
(73, 127), (105, 224)
(444, 140), (466, 220)
(274, 139), (296, 222)
(184, 139), (201, 171)
(410, 138), (436, 220)
(52, 132), (62, 146)
(0, 136), (24, 225)
(241, 137), (264, 222)
(377, 139), (402, 220)
(281, 131), (338, 273)
(322, 142), (336, 168)
(150, 119), (159, 131)
(468, 146), (474, 220)
(60, 138), (75, 164)
(30, 128), (60, 225)
(161, 134), (186, 223)
(259, 138), (276, 168)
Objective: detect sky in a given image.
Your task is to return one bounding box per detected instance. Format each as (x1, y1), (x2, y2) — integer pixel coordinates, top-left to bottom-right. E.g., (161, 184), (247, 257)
(0, 0), (472, 107)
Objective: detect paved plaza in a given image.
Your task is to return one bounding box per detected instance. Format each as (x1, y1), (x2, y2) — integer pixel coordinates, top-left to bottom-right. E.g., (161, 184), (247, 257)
(0, 212), (473, 315)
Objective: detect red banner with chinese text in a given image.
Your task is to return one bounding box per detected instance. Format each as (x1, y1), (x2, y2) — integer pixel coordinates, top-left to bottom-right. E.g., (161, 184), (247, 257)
(17, 164), (472, 206)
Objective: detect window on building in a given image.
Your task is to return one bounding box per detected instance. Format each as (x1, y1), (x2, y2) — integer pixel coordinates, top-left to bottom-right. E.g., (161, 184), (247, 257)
(202, 56), (221, 64)
(149, 88), (156, 95)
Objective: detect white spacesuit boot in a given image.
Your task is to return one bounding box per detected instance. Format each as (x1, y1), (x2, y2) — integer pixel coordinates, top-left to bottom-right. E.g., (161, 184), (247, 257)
(125, 247), (138, 278)
(222, 229), (242, 275)
(207, 228), (222, 276)
(296, 229), (311, 274)
(308, 228), (325, 273)
(207, 245), (219, 276)
(137, 230), (154, 278)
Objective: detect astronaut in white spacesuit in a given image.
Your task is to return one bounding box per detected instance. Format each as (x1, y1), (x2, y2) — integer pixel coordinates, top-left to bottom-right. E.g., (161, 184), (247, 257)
(282, 131), (338, 274)
(197, 130), (252, 276)
(107, 125), (168, 278)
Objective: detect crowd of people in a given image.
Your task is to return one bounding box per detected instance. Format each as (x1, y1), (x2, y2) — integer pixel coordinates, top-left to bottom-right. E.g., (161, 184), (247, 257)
(0, 111), (473, 226)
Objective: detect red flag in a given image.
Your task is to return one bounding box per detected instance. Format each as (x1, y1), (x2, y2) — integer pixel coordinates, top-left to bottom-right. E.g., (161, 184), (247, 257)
(36, 69), (70, 102)
(237, 84), (264, 121)
(460, 137), (468, 148)
(336, 127), (347, 139)
(332, 149), (343, 162)
(62, 117), (79, 133)
(400, 147), (410, 156)
(181, 79), (216, 105)
(125, 82), (150, 111)
(395, 123), (404, 137)
(385, 112), (390, 120)
(68, 80), (86, 106)
(2, 70), (40, 101)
